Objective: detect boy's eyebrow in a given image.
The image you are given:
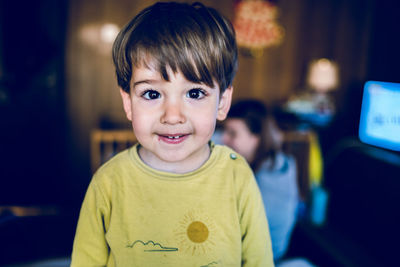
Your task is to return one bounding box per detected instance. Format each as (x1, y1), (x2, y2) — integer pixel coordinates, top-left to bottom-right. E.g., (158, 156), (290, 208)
(133, 79), (157, 87)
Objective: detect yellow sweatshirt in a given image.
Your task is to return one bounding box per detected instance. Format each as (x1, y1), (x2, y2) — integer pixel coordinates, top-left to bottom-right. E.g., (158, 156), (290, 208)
(71, 143), (274, 267)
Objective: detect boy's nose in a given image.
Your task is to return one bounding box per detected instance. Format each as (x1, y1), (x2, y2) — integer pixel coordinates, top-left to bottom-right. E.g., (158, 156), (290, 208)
(160, 100), (186, 124)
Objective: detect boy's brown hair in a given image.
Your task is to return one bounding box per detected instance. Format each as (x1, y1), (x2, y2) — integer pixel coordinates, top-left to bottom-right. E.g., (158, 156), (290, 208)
(112, 1), (238, 94)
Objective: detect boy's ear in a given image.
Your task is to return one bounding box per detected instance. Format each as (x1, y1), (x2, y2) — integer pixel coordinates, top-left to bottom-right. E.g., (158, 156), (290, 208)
(217, 86), (233, 121)
(119, 88), (133, 121)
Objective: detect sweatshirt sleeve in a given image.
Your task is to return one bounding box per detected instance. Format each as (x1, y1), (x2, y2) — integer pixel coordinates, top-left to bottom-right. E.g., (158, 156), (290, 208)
(239, 170), (275, 267)
(71, 178), (111, 267)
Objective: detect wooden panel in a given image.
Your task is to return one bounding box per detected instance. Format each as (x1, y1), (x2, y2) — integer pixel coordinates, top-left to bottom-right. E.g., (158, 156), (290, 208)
(91, 129), (137, 173)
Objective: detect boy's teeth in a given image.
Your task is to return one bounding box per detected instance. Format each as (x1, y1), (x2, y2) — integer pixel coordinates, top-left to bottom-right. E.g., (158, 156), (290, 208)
(167, 135), (181, 139)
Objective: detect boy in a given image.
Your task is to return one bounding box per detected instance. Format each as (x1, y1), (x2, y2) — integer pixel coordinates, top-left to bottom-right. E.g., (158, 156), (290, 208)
(71, 2), (273, 266)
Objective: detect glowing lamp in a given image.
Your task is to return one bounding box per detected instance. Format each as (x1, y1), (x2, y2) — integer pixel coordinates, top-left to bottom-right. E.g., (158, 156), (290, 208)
(307, 58), (339, 93)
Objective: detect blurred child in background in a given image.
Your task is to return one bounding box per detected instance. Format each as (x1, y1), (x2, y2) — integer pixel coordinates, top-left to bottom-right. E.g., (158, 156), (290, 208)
(222, 99), (299, 262)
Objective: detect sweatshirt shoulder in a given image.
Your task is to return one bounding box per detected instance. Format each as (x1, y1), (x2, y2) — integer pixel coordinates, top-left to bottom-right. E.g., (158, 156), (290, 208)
(214, 145), (254, 179)
(215, 144), (250, 166)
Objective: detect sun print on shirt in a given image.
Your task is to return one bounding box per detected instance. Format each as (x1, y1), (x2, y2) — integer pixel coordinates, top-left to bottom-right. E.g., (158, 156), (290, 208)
(174, 209), (216, 256)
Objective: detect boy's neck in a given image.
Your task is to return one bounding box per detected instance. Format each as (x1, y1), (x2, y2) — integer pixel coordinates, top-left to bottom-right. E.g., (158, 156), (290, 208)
(137, 143), (212, 174)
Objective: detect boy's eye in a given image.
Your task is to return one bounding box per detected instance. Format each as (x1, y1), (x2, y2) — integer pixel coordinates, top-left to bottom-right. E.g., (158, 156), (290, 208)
(142, 90), (161, 100)
(187, 88), (206, 99)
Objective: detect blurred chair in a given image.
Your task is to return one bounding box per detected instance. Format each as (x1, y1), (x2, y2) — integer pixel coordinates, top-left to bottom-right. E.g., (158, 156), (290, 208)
(282, 130), (314, 201)
(90, 129), (136, 173)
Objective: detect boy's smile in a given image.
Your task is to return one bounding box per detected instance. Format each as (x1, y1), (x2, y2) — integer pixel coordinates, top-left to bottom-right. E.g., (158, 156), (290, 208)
(120, 64), (232, 173)
(158, 133), (189, 144)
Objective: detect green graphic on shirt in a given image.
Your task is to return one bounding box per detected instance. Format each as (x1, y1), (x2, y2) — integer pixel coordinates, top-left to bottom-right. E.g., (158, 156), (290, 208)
(200, 261), (220, 267)
(127, 240), (178, 252)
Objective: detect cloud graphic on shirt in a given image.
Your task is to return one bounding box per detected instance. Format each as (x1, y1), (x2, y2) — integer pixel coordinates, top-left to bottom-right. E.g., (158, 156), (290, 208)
(200, 261), (220, 267)
(127, 240), (178, 252)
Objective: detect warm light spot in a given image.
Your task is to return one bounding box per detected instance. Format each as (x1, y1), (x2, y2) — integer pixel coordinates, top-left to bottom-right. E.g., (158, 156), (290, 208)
(100, 23), (120, 44)
(187, 221), (209, 243)
(79, 23), (120, 54)
(307, 58), (339, 93)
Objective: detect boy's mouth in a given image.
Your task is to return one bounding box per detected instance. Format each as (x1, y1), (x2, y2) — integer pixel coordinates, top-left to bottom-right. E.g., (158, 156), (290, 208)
(166, 135), (184, 139)
(158, 134), (189, 144)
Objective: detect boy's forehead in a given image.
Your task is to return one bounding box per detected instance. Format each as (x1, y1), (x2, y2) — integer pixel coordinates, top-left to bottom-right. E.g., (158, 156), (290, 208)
(131, 49), (220, 91)
(136, 52), (194, 71)
(134, 55), (204, 81)
(133, 58), (169, 79)
(130, 65), (162, 88)
(131, 64), (218, 90)
(134, 54), (158, 71)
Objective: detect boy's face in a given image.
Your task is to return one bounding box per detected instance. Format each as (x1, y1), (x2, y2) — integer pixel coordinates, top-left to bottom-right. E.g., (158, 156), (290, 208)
(120, 64), (232, 173)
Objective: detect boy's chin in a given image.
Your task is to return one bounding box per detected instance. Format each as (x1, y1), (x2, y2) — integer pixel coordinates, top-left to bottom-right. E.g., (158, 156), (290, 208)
(140, 145), (211, 172)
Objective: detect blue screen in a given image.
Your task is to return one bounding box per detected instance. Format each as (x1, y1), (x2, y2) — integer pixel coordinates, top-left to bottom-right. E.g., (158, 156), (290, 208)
(359, 81), (400, 151)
